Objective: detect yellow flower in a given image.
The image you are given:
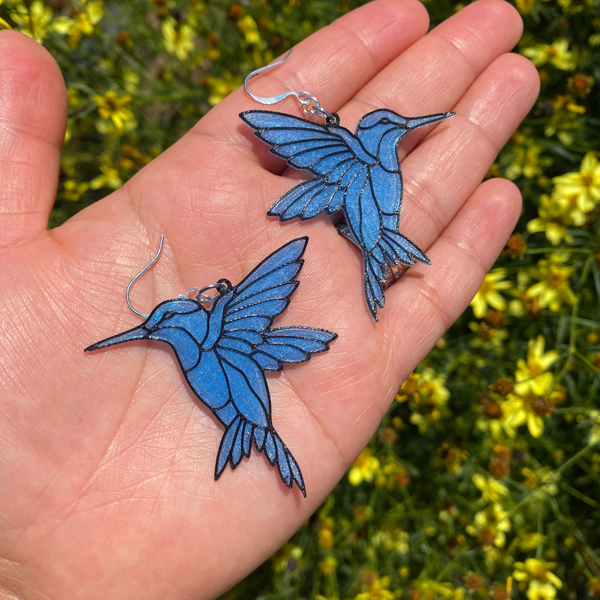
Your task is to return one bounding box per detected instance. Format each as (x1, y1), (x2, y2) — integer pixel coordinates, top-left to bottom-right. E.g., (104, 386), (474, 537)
(554, 94), (586, 115)
(515, 336), (559, 396)
(412, 581), (464, 600)
(501, 392), (558, 438)
(206, 73), (244, 106)
(557, 0), (595, 14)
(318, 527), (333, 549)
(468, 321), (509, 348)
(123, 70), (140, 94)
(62, 179), (89, 202)
(348, 448), (380, 486)
(53, 0), (103, 45)
(90, 163), (122, 190)
(515, 0), (536, 14)
(519, 533), (547, 551)
(372, 529), (409, 554)
(505, 141), (552, 181)
(526, 174), (596, 246)
(502, 394), (544, 438)
(527, 254), (576, 312)
(397, 369), (449, 405)
(466, 503), (511, 548)
(162, 16), (195, 61)
(9, 0), (53, 42)
(355, 576), (395, 600)
(238, 15), (261, 44)
(502, 339), (562, 438)
(544, 95), (585, 145)
(374, 457), (411, 489)
(522, 467), (560, 498)
(318, 555), (337, 576)
(587, 411), (600, 446)
(66, 86), (84, 110)
(526, 193), (573, 246)
(553, 152), (600, 210)
(93, 91), (134, 130)
(470, 269), (511, 318)
(272, 543), (302, 573)
(568, 73), (594, 97)
(523, 39), (576, 70)
(472, 473), (509, 504)
(526, 581), (557, 600)
(514, 559), (563, 590)
(396, 369), (451, 434)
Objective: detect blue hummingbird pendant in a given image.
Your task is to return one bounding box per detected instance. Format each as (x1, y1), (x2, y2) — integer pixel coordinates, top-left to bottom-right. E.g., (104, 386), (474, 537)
(240, 108), (454, 321)
(85, 237), (337, 497)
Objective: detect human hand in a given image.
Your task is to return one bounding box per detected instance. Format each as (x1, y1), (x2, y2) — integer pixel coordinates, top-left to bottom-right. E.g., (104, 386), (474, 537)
(0, 1), (538, 597)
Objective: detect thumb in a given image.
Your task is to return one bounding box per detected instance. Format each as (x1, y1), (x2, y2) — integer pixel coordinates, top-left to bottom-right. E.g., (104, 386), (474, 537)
(0, 30), (67, 248)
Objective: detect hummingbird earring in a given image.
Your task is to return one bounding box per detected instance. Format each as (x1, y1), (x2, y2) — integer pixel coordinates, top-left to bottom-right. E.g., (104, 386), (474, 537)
(240, 50), (455, 322)
(85, 236), (337, 497)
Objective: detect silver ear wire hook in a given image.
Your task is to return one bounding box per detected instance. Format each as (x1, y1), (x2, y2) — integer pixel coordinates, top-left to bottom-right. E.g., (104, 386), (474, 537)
(244, 49), (339, 125)
(126, 237), (230, 317)
(126, 235), (164, 319)
(244, 50), (300, 106)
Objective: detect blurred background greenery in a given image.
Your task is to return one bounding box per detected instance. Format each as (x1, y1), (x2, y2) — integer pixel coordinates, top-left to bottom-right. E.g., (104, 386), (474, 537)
(1, 0), (599, 598)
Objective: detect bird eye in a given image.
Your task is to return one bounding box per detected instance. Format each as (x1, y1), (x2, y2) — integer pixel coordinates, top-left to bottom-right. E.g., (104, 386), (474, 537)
(381, 118), (391, 124)
(163, 312), (174, 320)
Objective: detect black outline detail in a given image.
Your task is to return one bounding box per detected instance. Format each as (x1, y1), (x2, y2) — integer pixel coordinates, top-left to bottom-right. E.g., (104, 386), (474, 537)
(85, 237), (338, 499)
(239, 108), (445, 321)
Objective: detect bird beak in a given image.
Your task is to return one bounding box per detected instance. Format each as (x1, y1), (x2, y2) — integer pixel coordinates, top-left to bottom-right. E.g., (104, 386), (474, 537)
(84, 326), (148, 352)
(406, 112), (455, 130)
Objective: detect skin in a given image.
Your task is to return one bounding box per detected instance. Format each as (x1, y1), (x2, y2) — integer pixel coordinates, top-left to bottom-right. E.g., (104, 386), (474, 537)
(0, 1), (538, 598)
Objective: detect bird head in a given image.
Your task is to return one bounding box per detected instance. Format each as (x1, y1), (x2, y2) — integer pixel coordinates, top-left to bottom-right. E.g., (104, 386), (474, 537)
(357, 108), (455, 144)
(84, 298), (203, 352)
(356, 109), (455, 169)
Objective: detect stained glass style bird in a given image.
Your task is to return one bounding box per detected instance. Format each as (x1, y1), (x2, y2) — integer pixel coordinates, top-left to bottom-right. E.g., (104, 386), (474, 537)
(85, 237), (336, 497)
(240, 109), (455, 321)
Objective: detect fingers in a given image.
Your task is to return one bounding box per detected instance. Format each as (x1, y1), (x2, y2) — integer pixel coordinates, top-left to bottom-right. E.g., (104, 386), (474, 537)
(398, 51), (539, 248)
(340, 0), (524, 155)
(175, 0), (430, 167)
(381, 48), (538, 359)
(275, 0), (525, 185)
(0, 31), (67, 248)
(383, 177), (522, 369)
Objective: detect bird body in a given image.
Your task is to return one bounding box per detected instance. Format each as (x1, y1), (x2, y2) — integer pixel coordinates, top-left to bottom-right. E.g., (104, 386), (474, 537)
(240, 108), (454, 321)
(86, 238), (336, 497)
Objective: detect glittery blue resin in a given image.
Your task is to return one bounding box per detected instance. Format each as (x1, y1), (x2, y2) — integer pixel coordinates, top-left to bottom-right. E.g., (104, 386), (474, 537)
(85, 238), (336, 497)
(240, 109), (454, 321)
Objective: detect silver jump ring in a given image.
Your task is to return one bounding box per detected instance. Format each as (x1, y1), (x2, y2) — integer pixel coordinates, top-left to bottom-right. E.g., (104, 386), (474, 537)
(184, 283), (228, 309)
(197, 283), (228, 295)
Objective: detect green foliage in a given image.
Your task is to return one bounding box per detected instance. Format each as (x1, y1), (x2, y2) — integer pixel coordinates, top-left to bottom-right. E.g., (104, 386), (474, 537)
(2, 0), (600, 597)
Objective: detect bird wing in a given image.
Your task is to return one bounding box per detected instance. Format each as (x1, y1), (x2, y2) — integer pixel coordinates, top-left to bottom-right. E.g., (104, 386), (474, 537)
(219, 236), (307, 336)
(240, 110), (377, 221)
(251, 326), (337, 372)
(186, 238), (308, 428)
(190, 237), (336, 420)
(215, 236), (336, 369)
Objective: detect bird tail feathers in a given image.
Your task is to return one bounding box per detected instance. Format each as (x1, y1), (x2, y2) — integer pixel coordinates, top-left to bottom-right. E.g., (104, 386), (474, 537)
(363, 229), (430, 321)
(215, 415), (306, 497)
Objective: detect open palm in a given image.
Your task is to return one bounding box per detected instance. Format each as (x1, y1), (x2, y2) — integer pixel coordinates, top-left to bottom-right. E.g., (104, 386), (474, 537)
(0, 1), (537, 598)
